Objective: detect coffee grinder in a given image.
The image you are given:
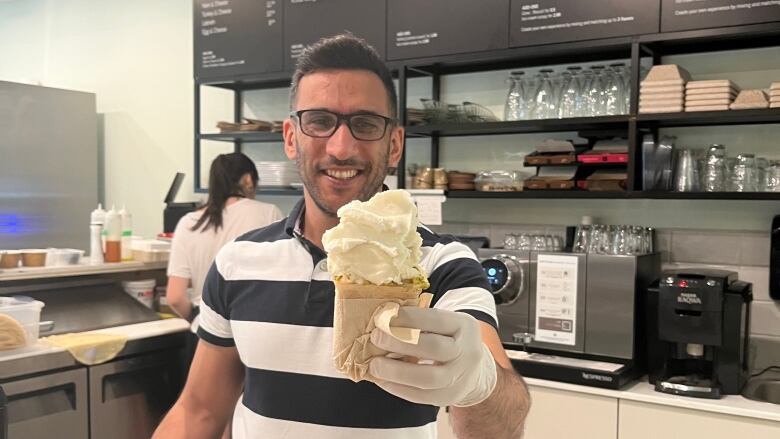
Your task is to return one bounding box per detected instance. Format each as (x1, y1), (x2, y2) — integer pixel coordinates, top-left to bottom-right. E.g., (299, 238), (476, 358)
(646, 269), (752, 398)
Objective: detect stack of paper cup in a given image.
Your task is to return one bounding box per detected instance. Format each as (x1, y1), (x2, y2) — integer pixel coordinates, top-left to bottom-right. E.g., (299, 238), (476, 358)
(639, 65), (692, 114)
(685, 80), (739, 112)
(770, 82), (780, 109)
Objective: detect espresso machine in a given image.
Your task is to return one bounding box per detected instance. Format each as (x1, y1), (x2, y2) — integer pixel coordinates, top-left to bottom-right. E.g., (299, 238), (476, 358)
(646, 269), (752, 399)
(477, 248), (660, 389)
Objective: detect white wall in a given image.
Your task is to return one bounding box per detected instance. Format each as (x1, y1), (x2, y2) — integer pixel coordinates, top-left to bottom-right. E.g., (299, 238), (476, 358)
(1, 0), (200, 239)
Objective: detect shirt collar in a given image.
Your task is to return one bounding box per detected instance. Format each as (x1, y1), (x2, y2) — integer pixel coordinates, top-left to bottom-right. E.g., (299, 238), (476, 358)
(284, 198), (306, 237)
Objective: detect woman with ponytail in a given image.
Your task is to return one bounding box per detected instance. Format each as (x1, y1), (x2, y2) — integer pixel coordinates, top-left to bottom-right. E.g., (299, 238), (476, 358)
(166, 152), (283, 335)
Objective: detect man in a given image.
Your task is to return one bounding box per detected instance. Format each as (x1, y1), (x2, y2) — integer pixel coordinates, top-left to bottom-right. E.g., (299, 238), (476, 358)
(153, 34), (530, 439)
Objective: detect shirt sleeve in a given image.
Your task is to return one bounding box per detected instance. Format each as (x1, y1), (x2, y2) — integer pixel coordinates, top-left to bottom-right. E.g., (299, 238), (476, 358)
(426, 239), (498, 330)
(270, 205), (285, 223)
(197, 259), (235, 347)
(166, 217), (192, 279)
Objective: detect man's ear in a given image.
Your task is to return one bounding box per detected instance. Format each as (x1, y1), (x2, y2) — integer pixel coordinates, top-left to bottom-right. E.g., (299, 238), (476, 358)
(283, 118), (298, 160)
(388, 125), (404, 167)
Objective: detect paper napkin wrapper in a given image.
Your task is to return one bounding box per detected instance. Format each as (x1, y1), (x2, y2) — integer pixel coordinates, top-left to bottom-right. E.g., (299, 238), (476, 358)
(333, 281), (433, 382)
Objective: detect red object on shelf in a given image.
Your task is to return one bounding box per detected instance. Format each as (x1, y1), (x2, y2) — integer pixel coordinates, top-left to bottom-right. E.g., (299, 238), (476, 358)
(578, 152), (629, 164)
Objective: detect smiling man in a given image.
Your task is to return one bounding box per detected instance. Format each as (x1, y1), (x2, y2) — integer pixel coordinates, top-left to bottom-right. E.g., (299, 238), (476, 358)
(153, 34), (530, 439)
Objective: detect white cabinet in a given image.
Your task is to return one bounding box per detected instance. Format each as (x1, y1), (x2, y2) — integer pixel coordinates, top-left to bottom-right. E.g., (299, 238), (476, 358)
(523, 385), (618, 439)
(437, 383), (779, 439)
(619, 400), (780, 439)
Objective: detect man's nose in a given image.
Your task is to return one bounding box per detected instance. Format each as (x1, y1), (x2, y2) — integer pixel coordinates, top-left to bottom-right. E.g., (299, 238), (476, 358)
(325, 121), (360, 160)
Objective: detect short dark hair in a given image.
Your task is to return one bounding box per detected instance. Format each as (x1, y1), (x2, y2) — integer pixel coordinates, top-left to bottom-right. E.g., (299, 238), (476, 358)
(289, 33), (397, 117)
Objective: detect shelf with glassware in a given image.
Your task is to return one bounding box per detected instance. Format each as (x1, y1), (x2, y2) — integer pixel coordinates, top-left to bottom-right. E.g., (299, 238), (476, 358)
(400, 38), (780, 199)
(401, 55), (638, 198)
(632, 35), (780, 197)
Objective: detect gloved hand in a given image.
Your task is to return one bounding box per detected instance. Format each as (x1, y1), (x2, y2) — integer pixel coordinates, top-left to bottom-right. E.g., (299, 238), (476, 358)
(368, 306), (498, 407)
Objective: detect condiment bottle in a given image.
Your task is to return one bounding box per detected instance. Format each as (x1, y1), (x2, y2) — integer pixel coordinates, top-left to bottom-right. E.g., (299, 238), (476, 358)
(104, 206), (121, 263)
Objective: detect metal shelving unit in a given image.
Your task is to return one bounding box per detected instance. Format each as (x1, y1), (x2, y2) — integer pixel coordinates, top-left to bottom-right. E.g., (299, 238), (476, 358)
(636, 108), (780, 128)
(199, 132), (284, 143)
(193, 22), (780, 200)
(405, 116), (630, 137)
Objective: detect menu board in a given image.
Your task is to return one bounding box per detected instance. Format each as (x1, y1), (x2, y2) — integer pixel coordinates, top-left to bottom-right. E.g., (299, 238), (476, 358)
(534, 254), (579, 346)
(283, 0), (386, 71)
(193, 0), (283, 79)
(661, 0), (780, 32)
(386, 0), (510, 60)
(510, 0), (660, 47)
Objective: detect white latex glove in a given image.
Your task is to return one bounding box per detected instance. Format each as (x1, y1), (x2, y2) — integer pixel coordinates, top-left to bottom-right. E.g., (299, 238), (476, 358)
(368, 306), (498, 407)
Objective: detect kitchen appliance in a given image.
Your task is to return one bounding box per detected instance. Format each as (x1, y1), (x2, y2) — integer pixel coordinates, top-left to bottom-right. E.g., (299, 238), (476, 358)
(478, 248), (660, 389)
(770, 215), (780, 300)
(646, 269), (752, 399)
(1, 278), (186, 438)
(163, 172), (199, 233)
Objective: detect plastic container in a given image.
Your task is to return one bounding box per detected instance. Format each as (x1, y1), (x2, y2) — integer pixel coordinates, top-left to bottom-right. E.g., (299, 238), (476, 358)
(90, 203), (106, 264)
(45, 249), (85, 266)
(0, 296), (45, 350)
(474, 170), (522, 192)
(121, 279), (156, 308)
(119, 205), (133, 261)
(104, 206), (121, 263)
(132, 249), (170, 263)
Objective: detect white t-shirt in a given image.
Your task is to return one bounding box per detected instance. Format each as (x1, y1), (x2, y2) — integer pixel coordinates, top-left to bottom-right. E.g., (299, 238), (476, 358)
(167, 198), (284, 308)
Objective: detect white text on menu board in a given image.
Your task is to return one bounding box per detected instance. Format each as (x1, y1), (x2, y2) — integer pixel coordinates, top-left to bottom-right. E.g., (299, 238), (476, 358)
(534, 254), (579, 346)
(201, 0), (230, 36)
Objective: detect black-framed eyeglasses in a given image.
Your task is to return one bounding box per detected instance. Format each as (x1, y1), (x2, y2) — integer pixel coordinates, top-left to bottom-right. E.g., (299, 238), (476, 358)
(290, 109), (395, 141)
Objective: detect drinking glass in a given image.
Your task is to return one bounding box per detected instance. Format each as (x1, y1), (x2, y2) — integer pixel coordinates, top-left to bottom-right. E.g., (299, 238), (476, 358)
(703, 144), (727, 192)
(517, 233), (532, 251)
(532, 69), (557, 119)
(757, 158), (769, 192)
(553, 235), (564, 252)
(611, 225), (629, 255)
(558, 67), (584, 118)
(604, 64), (626, 115)
(674, 149), (700, 192)
(587, 65), (607, 116)
(767, 160), (780, 192)
(587, 225), (604, 254)
(731, 153), (758, 192)
(573, 224), (591, 253)
(504, 71), (529, 121)
(504, 233), (518, 250)
(532, 234), (548, 251)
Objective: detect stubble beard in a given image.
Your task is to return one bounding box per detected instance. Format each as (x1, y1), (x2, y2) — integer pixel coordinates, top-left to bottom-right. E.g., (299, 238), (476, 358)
(295, 142), (390, 217)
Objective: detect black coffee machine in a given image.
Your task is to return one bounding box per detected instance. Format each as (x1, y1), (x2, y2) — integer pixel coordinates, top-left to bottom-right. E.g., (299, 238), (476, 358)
(646, 269), (752, 399)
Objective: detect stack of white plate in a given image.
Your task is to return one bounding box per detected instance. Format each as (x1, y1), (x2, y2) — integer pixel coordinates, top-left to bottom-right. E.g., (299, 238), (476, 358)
(255, 161), (301, 188)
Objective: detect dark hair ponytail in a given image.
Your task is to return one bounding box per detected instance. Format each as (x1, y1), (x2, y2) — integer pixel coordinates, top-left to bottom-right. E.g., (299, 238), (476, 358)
(192, 152), (259, 232)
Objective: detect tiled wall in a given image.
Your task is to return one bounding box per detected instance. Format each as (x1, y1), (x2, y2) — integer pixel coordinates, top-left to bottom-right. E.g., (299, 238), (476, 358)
(431, 222), (780, 372)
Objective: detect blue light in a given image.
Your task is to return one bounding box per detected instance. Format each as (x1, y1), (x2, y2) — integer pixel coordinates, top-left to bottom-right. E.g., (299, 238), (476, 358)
(488, 268), (497, 276)
(0, 214), (23, 235)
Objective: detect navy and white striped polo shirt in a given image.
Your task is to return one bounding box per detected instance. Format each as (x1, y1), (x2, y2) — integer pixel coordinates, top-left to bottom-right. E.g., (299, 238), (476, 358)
(198, 199), (497, 439)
